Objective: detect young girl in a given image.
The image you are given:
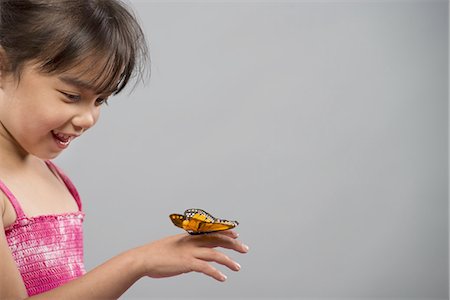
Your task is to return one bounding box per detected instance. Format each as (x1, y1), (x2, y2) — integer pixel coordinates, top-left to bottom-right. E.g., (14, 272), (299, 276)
(0, 0), (248, 298)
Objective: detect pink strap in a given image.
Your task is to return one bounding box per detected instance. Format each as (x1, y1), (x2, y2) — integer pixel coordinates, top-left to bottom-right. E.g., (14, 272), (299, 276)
(0, 179), (26, 219)
(0, 161), (82, 218)
(45, 160), (82, 211)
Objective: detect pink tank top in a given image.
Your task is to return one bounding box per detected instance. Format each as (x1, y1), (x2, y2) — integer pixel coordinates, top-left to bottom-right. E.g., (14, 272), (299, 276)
(1, 160), (85, 296)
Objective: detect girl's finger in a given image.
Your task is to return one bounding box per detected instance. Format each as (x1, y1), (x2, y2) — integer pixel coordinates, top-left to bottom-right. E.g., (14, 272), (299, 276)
(216, 230), (239, 239)
(193, 234), (249, 253)
(194, 248), (241, 272)
(190, 259), (227, 282)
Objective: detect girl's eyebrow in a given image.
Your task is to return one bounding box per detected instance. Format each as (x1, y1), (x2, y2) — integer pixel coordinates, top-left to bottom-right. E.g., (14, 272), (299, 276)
(58, 75), (116, 95)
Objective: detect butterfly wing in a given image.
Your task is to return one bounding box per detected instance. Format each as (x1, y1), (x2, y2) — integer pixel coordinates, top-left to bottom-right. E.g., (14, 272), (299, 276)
(169, 214), (186, 229)
(184, 208), (215, 222)
(195, 219), (238, 234)
(170, 209), (239, 235)
(178, 209), (213, 234)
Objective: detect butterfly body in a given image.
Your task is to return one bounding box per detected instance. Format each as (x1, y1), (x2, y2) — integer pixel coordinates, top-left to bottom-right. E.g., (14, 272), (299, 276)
(170, 209), (239, 235)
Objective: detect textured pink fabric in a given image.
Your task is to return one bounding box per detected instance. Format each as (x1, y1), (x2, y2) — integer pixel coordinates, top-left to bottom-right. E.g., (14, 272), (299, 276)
(2, 160), (85, 296)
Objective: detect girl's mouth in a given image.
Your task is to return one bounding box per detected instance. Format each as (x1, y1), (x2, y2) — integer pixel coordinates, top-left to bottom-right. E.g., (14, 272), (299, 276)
(52, 131), (73, 149)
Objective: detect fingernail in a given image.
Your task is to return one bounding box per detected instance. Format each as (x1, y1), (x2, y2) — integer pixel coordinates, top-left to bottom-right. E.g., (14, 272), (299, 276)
(235, 263), (241, 270)
(243, 244), (249, 252)
(220, 273), (227, 281)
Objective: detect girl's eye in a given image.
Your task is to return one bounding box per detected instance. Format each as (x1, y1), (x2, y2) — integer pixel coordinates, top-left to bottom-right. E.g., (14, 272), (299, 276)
(95, 98), (109, 106)
(61, 92), (81, 102)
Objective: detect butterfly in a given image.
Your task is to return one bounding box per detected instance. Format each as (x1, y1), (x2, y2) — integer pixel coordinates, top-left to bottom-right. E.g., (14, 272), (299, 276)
(169, 208), (239, 235)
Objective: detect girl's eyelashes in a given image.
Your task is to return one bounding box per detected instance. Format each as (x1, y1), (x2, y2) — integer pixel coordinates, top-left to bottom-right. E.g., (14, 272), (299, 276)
(59, 90), (109, 106)
(61, 91), (81, 102)
(95, 98), (109, 106)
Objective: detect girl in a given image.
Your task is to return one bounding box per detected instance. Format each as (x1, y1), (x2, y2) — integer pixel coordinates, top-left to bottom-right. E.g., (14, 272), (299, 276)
(0, 0), (248, 298)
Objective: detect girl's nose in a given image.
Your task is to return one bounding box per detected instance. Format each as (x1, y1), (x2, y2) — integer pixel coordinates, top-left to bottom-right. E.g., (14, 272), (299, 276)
(72, 106), (98, 132)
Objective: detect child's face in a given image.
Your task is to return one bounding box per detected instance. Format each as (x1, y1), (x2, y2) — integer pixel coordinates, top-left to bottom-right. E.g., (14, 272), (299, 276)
(0, 62), (111, 160)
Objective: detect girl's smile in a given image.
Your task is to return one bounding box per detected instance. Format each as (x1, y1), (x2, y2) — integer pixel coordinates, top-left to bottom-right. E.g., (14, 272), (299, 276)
(51, 130), (79, 149)
(0, 62), (109, 160)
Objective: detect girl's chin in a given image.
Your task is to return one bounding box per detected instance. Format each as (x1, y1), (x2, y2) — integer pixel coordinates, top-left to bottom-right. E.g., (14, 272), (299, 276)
(29, 148), (64, 161)
(6, 138), (64, 161)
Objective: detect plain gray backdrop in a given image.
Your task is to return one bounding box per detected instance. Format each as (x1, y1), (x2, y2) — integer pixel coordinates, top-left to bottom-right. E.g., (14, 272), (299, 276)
(55, 0), (449, 299)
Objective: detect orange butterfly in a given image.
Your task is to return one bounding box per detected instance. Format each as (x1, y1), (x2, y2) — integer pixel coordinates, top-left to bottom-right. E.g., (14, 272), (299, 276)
(170, 208), (239, 235)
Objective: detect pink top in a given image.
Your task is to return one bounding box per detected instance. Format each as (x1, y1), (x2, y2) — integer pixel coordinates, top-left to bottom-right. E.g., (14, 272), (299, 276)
(2, 160), (85, 296)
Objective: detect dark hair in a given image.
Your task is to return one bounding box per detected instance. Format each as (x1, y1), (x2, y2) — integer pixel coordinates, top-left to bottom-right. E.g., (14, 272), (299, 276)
(0, 0), (149, 95)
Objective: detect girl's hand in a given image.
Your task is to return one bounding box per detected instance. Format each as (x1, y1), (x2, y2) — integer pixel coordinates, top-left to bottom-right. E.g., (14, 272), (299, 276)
(133, 230), (249, 282)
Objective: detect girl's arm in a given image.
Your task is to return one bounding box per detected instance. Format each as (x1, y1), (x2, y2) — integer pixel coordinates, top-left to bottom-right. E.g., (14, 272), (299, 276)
(1, 203), (248, 300)
(33, 232), (247, 300)
(0, 199), (29, 299)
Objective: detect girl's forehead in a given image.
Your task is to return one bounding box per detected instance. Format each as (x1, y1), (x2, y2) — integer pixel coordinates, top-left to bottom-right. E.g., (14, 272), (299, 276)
(63, 56), (110, 78)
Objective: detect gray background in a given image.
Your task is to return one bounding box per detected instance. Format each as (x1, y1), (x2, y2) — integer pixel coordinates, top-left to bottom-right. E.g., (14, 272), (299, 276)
(55, 0), (449, 299)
